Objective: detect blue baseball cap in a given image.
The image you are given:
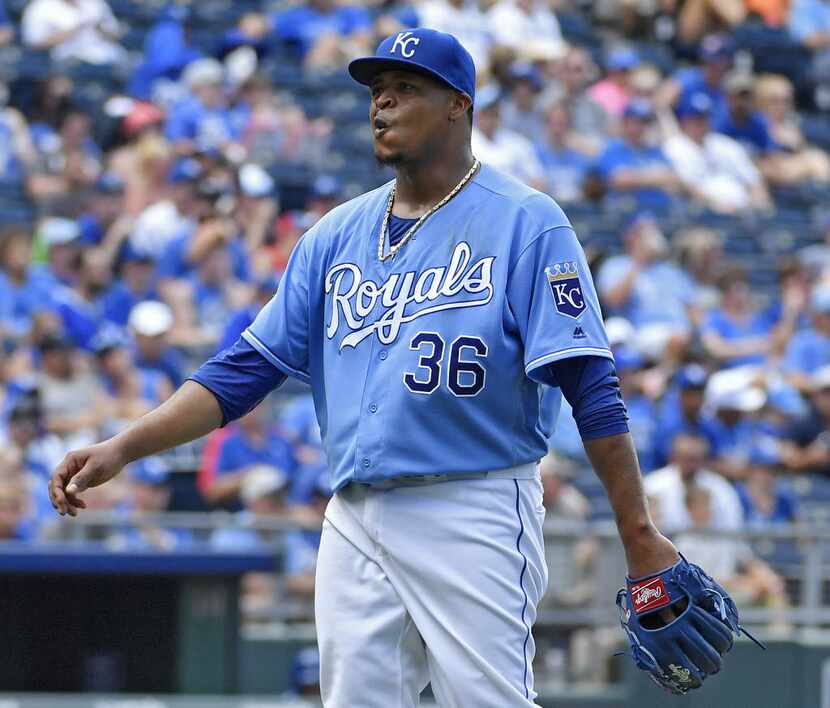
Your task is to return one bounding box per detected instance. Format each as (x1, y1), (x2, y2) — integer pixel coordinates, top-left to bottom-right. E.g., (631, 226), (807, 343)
(699, 34), (734, 62)
(607, 47), (640, 72)
(622, 98), (655, 122)
(676, 92), (713, 120)
(676, 364), (708, 390)
(168, 157), (202, 184)
(349, 29), (475, 103)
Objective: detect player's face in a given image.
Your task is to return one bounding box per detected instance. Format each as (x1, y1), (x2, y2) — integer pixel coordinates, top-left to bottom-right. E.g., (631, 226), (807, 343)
(369, 70), (458, 165)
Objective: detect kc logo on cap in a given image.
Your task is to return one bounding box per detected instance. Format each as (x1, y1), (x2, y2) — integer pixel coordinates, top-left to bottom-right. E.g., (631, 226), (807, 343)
(390, 31), (421, 58)
(348, 28), (476, 103)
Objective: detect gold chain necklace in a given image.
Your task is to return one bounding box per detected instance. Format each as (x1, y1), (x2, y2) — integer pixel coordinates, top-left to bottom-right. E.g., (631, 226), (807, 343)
(377, 158), (480, 262)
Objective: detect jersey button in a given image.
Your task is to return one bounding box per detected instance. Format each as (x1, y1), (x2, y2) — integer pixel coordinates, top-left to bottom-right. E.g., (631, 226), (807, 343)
(362, 457), (371, 468)
(368, 403), (378, 413)
(379, 351), (388, 360)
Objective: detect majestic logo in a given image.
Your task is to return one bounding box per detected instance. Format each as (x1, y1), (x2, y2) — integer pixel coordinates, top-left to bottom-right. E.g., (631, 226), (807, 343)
(667, 664), (694, 687)
(325, 242), (495, 350)
(390, 31), (421, 58)
(573, 326), (586, 339)
(546, 262), (585, 319)
(630, 577), (670, 614)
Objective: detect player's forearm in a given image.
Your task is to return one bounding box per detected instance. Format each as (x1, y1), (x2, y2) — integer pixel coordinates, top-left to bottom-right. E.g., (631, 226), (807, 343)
(584, 432), (651, 537)
(583, 432), (679, 575)
(109, 381), (223, 465)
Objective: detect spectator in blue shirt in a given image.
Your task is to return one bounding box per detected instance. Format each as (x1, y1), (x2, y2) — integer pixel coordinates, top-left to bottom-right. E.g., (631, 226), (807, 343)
(128, 300), (185, 389)
(187, 242), (242, 350)
(33, 218), (84, 291)
(49, 247), (115, 351)
(91, 325), (171, 430)
(598, 213), (694, 334)
(165, 59), (246, 158)
(660, 33), (733, 120)
(713, 72), (777, 156)
(0, 226), (52, 342)
(653, 364), (711, 468)
(271, 0), (372, 69)
(77, 172), (127, 248)
(702, 369), (768, 480)
(129, 4), (201, 100)
(535, 99), (593, 204)
(219, 12), (272, 61)
(0, 391), (63, 481)
(789, 0), (830, 82)
(594, 99), (683, 210)
(102, 243), (160, 327)
(202, 403), (298, 508)
(783, 284), (830, 392)
(700, 265), (790, 368)
(156, 173), (251, 284)
(736, 445), (798, 528)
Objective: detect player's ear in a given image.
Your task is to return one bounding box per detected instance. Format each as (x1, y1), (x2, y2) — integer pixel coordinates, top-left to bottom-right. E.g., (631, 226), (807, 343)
(448, 91), (472, 123)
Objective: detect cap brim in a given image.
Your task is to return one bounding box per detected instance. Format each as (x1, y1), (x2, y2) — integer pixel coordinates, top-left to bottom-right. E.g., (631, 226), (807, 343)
(348, 57), (467, 98)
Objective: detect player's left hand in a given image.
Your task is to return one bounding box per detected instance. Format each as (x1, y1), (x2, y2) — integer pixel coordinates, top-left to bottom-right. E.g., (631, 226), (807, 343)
(616, 555), (765, 695)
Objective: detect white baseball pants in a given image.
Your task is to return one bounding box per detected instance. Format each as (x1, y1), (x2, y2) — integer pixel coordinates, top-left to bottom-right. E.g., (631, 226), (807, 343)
(315, 466), (547, 707)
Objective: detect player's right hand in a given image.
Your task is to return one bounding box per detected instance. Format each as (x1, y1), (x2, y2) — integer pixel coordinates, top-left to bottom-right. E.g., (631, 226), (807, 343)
(48, 441), (127, 517)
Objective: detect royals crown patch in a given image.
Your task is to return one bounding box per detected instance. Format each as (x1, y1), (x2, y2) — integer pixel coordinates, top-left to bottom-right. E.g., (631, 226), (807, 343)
(546, 262), (586, 318)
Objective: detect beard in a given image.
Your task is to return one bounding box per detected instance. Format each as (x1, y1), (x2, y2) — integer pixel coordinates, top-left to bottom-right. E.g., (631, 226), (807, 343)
(375, 150), (406, 167)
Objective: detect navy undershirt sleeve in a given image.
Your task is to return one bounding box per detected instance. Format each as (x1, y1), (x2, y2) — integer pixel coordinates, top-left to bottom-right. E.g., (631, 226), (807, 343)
(187, 337), (288, 427)
(547, 356), (629, 440)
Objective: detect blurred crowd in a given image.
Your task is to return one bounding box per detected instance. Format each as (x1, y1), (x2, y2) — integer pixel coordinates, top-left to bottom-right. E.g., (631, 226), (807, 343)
(0, 0), (829, 674)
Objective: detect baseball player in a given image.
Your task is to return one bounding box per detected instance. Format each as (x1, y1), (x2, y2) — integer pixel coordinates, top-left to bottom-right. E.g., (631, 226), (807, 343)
(50, 29), (756, 707)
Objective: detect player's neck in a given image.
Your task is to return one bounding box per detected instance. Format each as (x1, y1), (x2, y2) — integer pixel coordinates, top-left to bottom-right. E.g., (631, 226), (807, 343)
(392, 145), (475, 218)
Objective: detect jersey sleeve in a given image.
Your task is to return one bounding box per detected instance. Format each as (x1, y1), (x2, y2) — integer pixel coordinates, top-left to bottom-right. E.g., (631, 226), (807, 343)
(507, 225), (611, 385)
(241, 235), (312, 383)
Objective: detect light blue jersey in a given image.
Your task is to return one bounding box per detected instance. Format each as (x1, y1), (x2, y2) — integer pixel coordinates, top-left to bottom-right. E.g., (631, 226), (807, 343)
(243, 164), (610, 491)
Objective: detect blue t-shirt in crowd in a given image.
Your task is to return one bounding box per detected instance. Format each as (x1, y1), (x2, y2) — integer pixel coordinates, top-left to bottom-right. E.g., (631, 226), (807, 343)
(595, 138), (674, 210)
(134, 346), (186, 389)
(783, 327), (830, 375)
(535, 144), (591, 203)
(701, 306), (779, 367)
(190, 276), (235, 339)
(789, 0), (830, 43)
(272, 4), (372, 58)
(215, 424), (298, 480)
(101, 279), (160, 327)
(713, 110), (777, 155)
(703, 414), (765, 461)
(0, 270), (51, 339)
(165, 97), (248, 153)
(129, 17), (202, 99)
(736, 482), (798, 527)
(157, 231), (251, 282)
(49, 286), (104, 351)
(651, 384), (712, 467)
(597, 256), (694, 328)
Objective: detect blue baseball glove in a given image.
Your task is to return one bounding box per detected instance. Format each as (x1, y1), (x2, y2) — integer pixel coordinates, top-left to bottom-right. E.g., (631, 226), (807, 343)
(616, 555), (764, 695)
